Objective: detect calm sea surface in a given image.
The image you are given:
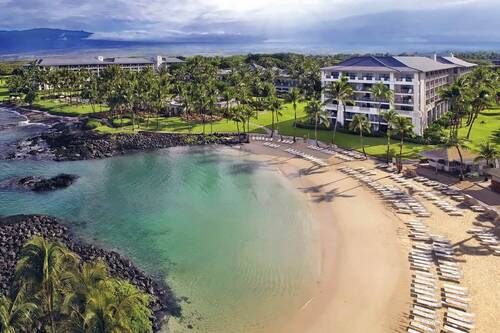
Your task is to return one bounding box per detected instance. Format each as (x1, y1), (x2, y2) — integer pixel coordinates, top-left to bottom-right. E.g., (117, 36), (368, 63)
(0, 107), (320, 333)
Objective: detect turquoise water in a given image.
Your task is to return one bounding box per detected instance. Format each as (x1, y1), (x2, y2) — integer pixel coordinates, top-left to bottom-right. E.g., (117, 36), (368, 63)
(0, 146), (319, 333)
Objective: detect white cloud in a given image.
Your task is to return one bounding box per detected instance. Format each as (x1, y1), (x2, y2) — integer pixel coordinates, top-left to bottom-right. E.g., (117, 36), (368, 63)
(0, 0), (497, 41)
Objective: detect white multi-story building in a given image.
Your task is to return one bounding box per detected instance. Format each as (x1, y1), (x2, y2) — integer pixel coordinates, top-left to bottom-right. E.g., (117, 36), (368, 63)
(321, 55), (476, 135)
(36, 55), (185, 75)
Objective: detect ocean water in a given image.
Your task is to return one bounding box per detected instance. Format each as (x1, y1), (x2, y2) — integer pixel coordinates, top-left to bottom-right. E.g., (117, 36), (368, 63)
(0, 109), (320, 332)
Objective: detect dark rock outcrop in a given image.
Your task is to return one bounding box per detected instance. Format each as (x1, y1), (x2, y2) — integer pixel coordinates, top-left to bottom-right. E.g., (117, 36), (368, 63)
(0, 215), (181, 331)
(4, 173), (79, 192)
(12, 130), (246, 161)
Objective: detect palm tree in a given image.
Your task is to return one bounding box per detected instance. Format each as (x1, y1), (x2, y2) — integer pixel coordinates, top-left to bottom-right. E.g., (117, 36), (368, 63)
(286, 87), (302, 127)
(381, 109), (399, 164)
(349, 114), (371, 158)
(392, 116), (415, 173)
(15, 236), (78, 333)
(83, 280), (153, 333)
(441, 136), (469, 181)
(0, 286), (38, 333)
(474, 141), (498, 180)
(267, 96), (282, 137)
(466, 88), (493, 139)
(305, 98), (329, 146)
(326, 75), (353, 145)
(370, 83), (393, 132)
(439, 77), (469, 139)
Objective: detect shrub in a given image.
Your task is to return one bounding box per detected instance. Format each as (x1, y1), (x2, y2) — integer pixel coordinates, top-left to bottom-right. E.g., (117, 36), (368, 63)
(84, 119), (101, 130)
(111, 116), (132, 127)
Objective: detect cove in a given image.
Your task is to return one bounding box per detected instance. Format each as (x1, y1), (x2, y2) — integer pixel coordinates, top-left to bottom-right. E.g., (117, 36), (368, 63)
(0, 146), (320, 333)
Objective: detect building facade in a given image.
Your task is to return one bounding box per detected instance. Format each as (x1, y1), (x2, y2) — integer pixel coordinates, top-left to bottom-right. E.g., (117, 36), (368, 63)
(36, 55), (185, 75)
(321, 55), (476, 135)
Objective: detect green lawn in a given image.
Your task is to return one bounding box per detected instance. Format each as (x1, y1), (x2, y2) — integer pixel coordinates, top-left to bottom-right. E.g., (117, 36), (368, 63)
(456, 107), (500, 151)
(12, 93), (497, 160)
(91, 101), (432, 158)
(32, 98), (109, 116)
(0, 76), (9, 102)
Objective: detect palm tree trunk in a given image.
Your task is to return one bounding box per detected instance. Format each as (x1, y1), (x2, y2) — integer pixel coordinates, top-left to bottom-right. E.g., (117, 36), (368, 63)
(386, 133), (391, 164)
(360, 129), (366, 158)
(271, 111), (275, 138)
(331, 104), (340, 145)
(314, 114), (319, 146)
(456, 145), (465, 180)
(293, 103), (297, 128)
(466, 112), (479, 139)
(399, 137), (404, 173)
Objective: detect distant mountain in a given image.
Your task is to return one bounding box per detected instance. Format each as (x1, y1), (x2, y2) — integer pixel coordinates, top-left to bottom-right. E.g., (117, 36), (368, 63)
(0, 28), (264, 57)
(0, 28), (157, 55)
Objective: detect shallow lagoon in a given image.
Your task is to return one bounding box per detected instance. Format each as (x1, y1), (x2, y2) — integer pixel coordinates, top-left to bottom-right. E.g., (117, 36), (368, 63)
(0, 142), (320, 333)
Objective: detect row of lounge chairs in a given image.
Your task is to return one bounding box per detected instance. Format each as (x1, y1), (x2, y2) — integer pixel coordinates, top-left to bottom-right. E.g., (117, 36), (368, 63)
(250, 135), (295, 144)
(420, 192), (465, 216)
(285, 148), (328, 167)
(251, 135), (274, 142)
(468, 227), (500, 255)
(405, 221), (475, 333)
(307, 145), (365, 161)
(262, 142), (281, 149)
(338, 167), (433, 218)
(407, 220), (442, 333)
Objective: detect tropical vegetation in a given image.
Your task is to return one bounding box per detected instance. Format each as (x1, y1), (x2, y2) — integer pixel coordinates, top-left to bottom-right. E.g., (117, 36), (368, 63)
(1, 55), (498, 161)
(0, 236), (154, 333)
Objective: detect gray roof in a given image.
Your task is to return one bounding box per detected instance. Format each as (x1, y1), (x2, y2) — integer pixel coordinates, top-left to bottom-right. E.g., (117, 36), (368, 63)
(161, 57), (185, 64)
(437, 56), (477, 68)
(38, 56), (154, 66)
(394, 56), (457, 72)
(321, 56), (418, 73)
(322, 55), (466, 73)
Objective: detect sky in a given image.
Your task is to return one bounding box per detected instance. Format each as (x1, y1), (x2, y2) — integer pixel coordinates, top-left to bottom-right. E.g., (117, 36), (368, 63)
(0, 0), (499, 45)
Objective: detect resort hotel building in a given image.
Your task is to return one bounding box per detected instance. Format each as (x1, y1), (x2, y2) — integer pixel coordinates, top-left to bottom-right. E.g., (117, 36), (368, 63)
(35, 55), (185, 75)
(321, 55), (476, 135)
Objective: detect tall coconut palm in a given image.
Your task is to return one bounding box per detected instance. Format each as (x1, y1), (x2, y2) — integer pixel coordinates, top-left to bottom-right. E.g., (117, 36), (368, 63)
(381, 109), (399, 164)
(0, 286), (38, 333)
(466, 88), (493, 139)
(439, 77), (469, 139)
(286, 87), (302, 127)
(326, 75), (353, 145)
(15, 236), (78, 333)
(442, 136), (469, 181)
(370, 83), (393, 132)
(392, 116), (414, 173)
(305, 98), (329, 146)
(268, 96), (282, 137)
(349, 114), (371, 158)
(474, 141), (498, 180)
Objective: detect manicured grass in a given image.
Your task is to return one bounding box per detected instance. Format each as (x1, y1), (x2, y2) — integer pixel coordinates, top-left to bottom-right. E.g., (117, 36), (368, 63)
(456, 108), (500, 151)
(25, 96), (498, 159)
(94, 116), (267, 134)
(0, 76), (9, 102)
(33, 98), (109, 116)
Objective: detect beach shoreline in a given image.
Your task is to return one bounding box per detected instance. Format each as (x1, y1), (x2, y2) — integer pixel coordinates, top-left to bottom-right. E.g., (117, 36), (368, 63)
(240, 143), (412, 333)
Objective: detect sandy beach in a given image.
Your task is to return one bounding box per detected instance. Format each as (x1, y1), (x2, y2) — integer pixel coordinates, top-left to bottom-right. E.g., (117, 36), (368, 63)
(241, 140), (499, 333)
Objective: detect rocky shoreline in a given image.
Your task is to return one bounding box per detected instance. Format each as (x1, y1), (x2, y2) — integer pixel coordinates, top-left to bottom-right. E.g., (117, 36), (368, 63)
(0, 214), (181, 331)
(37, 130), (248, 161)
